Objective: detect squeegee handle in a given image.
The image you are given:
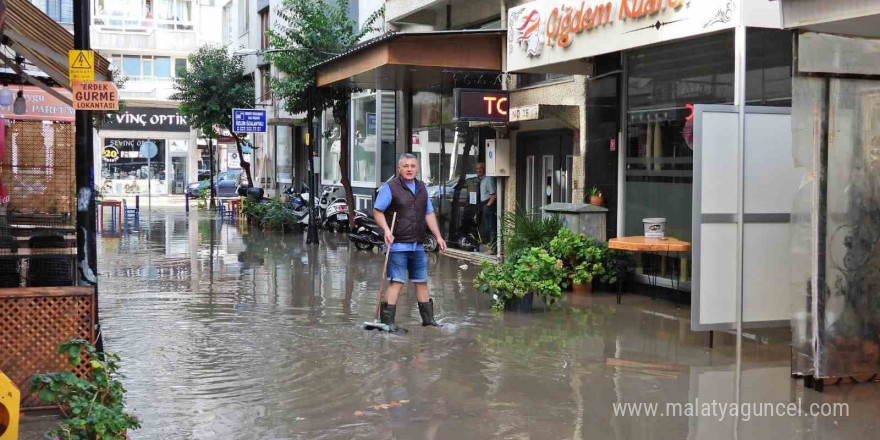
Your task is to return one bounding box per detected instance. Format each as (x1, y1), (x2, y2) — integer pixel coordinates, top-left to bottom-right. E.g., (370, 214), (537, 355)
(375, 212), (397, 320)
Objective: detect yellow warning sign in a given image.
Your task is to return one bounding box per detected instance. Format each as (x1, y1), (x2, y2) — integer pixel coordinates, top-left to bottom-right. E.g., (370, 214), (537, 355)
(68, 50), (95, 83)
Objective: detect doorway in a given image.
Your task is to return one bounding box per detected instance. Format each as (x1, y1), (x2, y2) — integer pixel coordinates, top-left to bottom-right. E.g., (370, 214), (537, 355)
(171, 156), (187, 194)
(516, 130), (574, 215)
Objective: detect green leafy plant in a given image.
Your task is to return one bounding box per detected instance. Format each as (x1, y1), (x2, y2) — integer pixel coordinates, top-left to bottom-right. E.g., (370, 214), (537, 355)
(549, 228), (617, 287)
(30, 339), (140, 440)
(476, 247), (567, 311)
(196, 183), (209, 211)
(588, 185), (602, 197)
(501, 209), (563, 255)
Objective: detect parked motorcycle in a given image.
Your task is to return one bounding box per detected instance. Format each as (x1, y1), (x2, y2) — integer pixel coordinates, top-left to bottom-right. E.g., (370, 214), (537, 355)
(349, 210), (439, 252)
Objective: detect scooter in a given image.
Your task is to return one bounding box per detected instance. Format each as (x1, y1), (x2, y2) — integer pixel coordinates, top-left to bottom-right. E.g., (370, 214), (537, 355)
(318, 185), (350, 232)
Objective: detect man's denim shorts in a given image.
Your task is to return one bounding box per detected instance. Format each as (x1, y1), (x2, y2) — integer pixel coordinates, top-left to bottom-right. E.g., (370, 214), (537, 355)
(387, 250), (428, 283)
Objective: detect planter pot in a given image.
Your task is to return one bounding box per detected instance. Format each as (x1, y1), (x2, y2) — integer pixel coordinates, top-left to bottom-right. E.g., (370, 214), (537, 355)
(571, 281), (592, 294)
(589, 195), (604, 206)
(504, 293), (534, 313)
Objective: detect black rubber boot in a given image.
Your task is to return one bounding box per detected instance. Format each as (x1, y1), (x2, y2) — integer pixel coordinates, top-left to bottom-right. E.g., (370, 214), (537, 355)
(418, 299), (440, 327)
(380, 302), (408, 333)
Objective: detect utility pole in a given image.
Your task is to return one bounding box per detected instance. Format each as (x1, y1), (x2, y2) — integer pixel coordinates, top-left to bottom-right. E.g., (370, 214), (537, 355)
(306, 85), (319, 244)
(73, 0), (102, 351)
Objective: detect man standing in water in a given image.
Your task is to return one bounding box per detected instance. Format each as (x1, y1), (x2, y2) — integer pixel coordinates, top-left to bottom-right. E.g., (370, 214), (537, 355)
(373, 154), (447, 332)
(476, 162), (497, 254)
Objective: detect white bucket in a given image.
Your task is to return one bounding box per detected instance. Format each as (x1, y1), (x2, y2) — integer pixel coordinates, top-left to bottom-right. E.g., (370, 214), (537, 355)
(643, 218), (666, 238)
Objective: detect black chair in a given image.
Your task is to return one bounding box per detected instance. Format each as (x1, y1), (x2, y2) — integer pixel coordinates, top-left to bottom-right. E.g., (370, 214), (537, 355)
(26, 234), (72, 287)
(0, 234), (20, 287)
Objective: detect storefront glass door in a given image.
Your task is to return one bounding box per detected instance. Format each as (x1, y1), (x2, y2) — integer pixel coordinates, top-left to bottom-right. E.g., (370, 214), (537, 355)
(516, 130), (573, 215)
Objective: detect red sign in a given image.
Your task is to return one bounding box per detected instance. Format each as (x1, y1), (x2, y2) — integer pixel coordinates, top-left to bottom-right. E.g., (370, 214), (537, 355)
(453, 89), (509, 123)
(0, 86), (74, 122)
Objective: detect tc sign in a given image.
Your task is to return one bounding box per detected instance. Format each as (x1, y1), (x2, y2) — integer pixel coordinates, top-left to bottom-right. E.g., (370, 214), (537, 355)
(232, 108), (267, 133)
(453, 89), (509, 123)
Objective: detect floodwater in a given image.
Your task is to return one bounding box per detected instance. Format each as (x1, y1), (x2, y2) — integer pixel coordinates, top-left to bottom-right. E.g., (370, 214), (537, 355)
(43, 209), (880, 439)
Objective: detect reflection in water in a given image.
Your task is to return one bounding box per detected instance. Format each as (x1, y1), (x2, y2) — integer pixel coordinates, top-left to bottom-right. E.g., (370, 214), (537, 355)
(91, 210), (879, 440)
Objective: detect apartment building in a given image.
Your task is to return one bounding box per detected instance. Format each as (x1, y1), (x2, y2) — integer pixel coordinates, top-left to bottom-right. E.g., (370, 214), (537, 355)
(89, 0), (224, 195)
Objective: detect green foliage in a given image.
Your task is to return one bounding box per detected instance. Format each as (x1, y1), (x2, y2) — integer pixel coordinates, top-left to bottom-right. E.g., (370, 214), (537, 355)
(196, 182), (210, 211)
(30, 339), (140, 440)
(502, 209), (563, 255)
(475, 247), (567, 310)
(588, 185), (602, 197)
(241, 197), (300, 230)
(548, 228), (617, 287)
(172, 45), (254, 140)
(266, 0), (384, 120)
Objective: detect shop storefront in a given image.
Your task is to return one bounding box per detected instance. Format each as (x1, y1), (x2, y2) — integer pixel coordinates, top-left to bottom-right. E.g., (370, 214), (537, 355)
(508, 0), (800, 330)
(314, 30), (507, 254)
(96, 106), (192, 195)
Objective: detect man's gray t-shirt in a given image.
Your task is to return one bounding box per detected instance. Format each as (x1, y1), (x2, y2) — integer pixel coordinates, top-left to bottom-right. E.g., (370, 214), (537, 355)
(480, 176), (496, 203)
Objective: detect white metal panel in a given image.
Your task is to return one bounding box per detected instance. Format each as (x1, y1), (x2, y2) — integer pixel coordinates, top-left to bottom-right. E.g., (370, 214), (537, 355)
(699, 223), (738, 325)
(743, 0), (784, 29)
(743, 223), (794, 323)
(700, 112), (739, 214)
(744, 112), (801, 213)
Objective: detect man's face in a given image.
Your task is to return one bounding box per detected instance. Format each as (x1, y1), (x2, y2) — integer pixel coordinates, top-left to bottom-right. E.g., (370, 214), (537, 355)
(399, 158), (418, 180)
(477, 163), (485, 177)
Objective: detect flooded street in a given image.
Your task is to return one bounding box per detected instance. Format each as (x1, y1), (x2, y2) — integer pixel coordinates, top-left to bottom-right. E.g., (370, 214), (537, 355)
(88, 209), (878, 440)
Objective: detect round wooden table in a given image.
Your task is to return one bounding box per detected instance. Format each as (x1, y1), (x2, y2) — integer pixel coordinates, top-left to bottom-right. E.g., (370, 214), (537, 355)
(608, 236), (691, 306)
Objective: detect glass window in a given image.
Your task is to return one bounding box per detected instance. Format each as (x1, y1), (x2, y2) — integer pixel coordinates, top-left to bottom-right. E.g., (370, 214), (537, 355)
(142, 57), (153, 77)
(275, 126), (292, 184)
(101, 138), (166, 182)
(122, 56), (141, 77)
(175, 58), (187, 76)
(352, 94), (377, 184)
(238, 0), (249, 35)
(154, 57), (171, 77)
(517, 73), (571, 88)
(321, 110), (341, 183)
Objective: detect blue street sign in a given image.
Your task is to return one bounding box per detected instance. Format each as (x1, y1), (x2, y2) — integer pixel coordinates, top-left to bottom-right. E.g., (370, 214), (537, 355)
(232, 108), (267, 133)
(139, 140), (158, 159)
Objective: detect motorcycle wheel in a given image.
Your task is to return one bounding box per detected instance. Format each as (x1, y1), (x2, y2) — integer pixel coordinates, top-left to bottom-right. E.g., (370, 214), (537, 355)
(423, 234), (438, 252)
(354, 241), (372, 251)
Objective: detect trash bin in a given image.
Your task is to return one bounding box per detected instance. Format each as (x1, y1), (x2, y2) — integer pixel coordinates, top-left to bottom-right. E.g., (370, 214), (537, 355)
(540, 202), (609, 242)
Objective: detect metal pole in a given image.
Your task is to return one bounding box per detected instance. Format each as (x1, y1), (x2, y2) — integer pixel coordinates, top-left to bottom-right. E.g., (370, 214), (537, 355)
(73, 0), (102, 351)
(306, 86), (319, 244)
(209, 136), (216, 209)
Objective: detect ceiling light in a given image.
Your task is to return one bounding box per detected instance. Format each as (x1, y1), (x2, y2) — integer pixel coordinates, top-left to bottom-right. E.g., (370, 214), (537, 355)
(0, 85), (12, 106)
(13, 89), (26, 115)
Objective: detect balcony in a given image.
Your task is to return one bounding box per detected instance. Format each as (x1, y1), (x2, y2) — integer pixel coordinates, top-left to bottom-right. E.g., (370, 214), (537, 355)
(118, 76), (177, 101)
(91, 18), (197, 52)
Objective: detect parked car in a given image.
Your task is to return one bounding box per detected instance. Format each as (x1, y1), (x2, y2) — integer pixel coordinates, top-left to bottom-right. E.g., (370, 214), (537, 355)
(426, 174), (479, 215)
(185, 169), (244, 198)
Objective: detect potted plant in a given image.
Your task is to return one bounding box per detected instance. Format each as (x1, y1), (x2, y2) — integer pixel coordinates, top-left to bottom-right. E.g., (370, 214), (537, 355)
(30, 339), (141, 440)
(588, 185), (603, 206)
(476, 247), (567, 312)
(549, 228), (617, 294)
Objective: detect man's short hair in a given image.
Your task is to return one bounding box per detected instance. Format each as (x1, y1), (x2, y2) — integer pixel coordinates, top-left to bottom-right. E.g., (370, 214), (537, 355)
(398, 153), (418, 167)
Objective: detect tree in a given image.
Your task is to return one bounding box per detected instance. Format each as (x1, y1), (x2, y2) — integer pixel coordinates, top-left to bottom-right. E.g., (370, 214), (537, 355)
(172, 45), (256, 208)
(267, 0), (383, 234)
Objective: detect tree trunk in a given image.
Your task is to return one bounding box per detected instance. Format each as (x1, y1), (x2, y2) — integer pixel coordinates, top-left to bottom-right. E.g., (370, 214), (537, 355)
(233, 134), (254, 188)
(338, 107), (356, 228)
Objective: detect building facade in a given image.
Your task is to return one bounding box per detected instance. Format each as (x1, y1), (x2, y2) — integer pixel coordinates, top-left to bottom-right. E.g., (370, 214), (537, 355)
(89, 0), (224, 195)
